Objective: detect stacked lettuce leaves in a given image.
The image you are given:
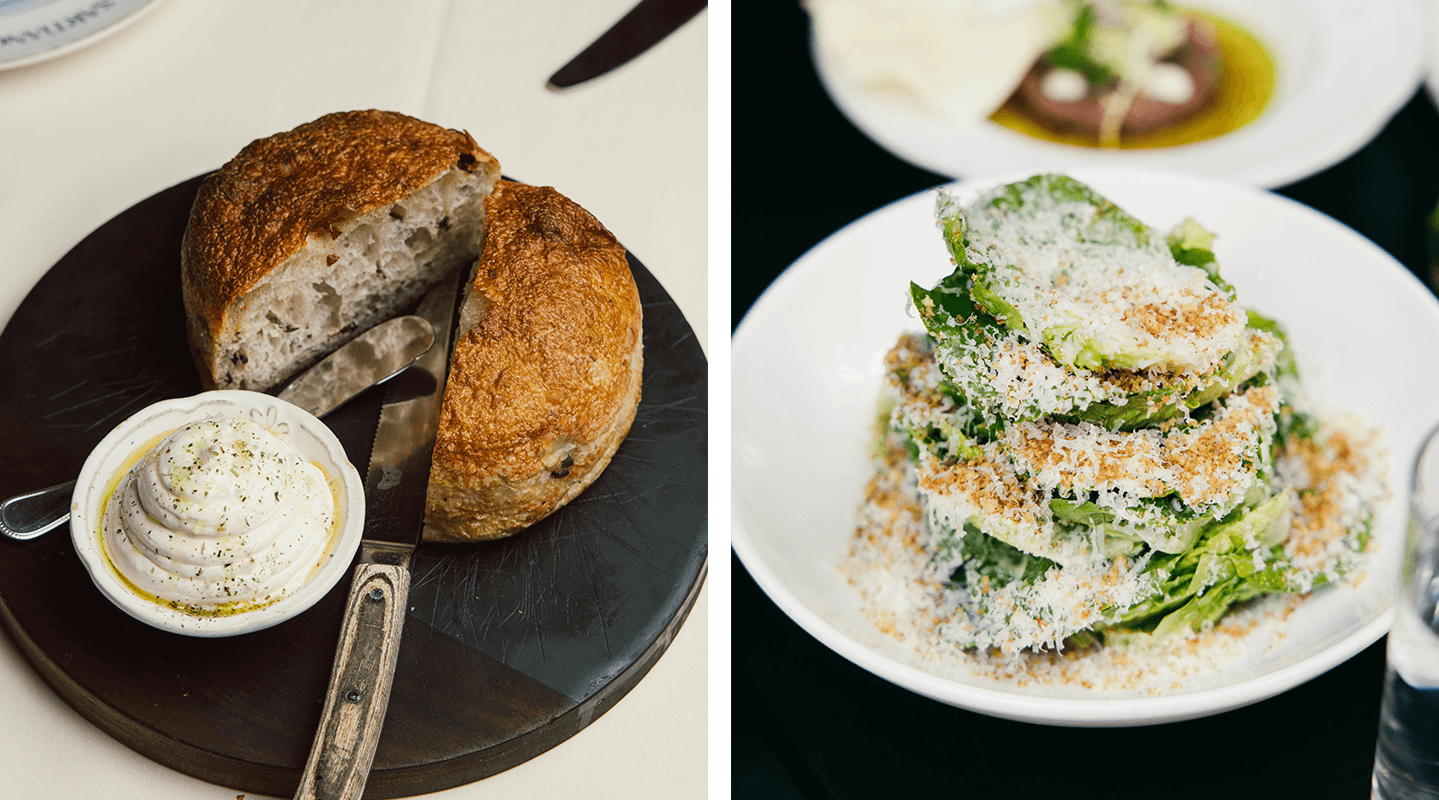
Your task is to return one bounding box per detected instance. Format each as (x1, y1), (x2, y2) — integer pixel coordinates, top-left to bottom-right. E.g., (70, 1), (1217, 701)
(881, 174), (1372, 653)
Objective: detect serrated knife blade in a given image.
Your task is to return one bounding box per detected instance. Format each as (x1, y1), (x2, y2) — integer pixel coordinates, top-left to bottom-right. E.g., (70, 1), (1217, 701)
(275, 314), (435, 418)
(293, 265), (465, 800)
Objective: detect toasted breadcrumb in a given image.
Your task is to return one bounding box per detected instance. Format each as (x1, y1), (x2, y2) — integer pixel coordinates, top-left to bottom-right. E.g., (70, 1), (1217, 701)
(843, 337), (1387, 688)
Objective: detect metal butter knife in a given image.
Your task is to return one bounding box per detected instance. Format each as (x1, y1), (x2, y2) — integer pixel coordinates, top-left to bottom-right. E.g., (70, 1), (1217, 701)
(546, 0), (708, 89)
(0, 314), (436, 542)
(292, 266), (464, 800)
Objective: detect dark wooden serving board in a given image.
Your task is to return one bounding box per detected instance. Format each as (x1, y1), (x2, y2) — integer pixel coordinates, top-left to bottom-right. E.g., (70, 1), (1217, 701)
(0, 175), (708, 798)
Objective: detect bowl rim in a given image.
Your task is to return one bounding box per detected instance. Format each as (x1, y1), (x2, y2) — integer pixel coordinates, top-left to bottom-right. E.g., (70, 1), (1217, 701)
(731, 166), (1429, 725)
(69, 389), (364, 637)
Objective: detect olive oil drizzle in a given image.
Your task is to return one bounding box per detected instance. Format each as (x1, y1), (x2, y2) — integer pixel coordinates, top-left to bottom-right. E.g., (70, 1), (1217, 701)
(989, 11), (1276, 150)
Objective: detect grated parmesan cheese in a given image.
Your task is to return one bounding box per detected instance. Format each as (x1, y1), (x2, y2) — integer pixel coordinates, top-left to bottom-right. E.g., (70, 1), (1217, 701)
(850, 385), (1385, 668)
(938, 175), (1247, 376)
(1004, 384), (1279, 517)
(850, 174), (1389, 664)
(932, 299), (1281, 426)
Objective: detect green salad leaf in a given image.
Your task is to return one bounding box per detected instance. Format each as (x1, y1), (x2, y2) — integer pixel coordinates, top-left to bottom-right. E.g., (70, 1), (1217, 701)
(933, 174), (1242, 376)
(875, 174), (1378, 654)
(1102, 492), (1294, 639)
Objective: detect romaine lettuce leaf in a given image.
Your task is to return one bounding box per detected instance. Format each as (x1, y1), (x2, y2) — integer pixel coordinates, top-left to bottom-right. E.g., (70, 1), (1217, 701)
(935, 521), (1058, 590)
(1167, 217), (1235, 301)
(932, 175), (1247, 378)
(1099, 492), (1296, 641)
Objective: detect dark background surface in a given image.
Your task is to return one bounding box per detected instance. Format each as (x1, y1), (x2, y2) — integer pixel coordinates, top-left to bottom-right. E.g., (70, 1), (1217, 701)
(732, 3), (1439, 797)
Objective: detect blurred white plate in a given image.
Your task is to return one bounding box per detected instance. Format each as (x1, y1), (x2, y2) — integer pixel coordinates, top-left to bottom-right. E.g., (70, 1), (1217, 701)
(812, 0), (1427, 188)
(0, 0), (166, 71)
(732, 167), (1439, 726)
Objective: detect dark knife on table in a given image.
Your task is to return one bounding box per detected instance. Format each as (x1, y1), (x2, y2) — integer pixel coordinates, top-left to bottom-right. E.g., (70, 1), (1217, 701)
(546, 0), (708, 90)
(292, 265), (464, 800)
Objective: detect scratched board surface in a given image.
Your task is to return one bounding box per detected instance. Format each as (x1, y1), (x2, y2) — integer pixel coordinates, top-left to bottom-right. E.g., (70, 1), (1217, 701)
(0, 174), (707, 798)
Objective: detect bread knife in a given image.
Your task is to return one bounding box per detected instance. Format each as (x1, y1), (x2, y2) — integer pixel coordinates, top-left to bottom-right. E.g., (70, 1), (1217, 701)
(275, 314), (434, 417)
(0, 314), (436, 542)
(546, 0), (707, 90)
(292, 266), (464, 800)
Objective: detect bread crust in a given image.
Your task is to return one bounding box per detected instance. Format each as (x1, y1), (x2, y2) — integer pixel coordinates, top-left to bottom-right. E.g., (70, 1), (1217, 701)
(181, 109), (500, 389)
(424, 181), (644, 542)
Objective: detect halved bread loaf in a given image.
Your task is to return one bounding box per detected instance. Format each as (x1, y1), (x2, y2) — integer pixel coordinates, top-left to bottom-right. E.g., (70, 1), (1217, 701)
(423, 180), (644, 542)
(181, 113), (641, 542)
(181, 109), (501, 391)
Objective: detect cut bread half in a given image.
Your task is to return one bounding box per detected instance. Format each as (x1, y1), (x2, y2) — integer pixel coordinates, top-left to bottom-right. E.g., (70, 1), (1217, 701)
(424, 180), (644, 542)
(181, 109), (501, 391)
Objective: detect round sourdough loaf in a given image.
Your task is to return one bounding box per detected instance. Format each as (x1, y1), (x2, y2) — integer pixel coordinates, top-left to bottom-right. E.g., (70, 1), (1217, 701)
(181, 109), (501, 391)
(423, 180), (644, 542)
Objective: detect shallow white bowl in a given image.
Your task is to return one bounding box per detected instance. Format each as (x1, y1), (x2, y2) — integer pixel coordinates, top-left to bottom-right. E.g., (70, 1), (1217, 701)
(733, 167), (1439, 726)
(813, 0), (1427, 188)
(70, 390), (364, 637)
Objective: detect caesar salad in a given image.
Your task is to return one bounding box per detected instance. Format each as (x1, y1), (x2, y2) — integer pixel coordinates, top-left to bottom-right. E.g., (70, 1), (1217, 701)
(857, 174), (1386, 657)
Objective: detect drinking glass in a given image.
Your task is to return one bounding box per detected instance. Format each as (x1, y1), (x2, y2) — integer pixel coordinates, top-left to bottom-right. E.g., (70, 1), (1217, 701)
(1374, 424), (1439, 799)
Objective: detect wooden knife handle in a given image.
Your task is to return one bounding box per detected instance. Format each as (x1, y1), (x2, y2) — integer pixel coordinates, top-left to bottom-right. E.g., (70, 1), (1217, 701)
(293, 562), (410, 800)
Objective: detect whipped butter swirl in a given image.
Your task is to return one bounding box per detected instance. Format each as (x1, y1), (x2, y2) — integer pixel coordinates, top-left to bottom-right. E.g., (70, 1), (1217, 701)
(100, 416), (337, 613)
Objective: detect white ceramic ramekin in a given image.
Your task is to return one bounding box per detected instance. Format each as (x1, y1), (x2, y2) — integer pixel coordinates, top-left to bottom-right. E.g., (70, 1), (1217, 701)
(70, 390), (364, 637)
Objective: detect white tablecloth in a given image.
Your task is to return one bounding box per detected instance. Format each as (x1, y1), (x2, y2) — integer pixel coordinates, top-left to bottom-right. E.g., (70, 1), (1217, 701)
(0, 1), (708, 797)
